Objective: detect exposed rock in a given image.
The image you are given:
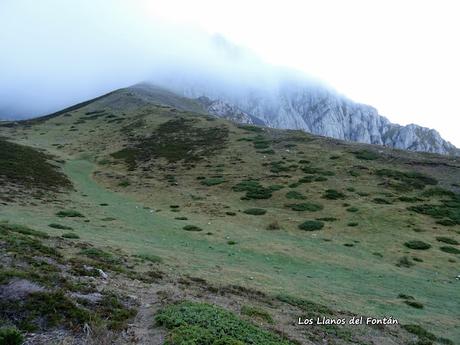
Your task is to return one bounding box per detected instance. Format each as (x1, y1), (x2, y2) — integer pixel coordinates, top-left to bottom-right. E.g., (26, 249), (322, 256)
(152, 78), (457, 155)
(0, 279), (45, 300)
(195, 96), (265, 125)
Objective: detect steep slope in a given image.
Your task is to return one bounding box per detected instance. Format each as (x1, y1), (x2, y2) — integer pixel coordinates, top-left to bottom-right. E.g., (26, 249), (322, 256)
(0, 88), (459, 344)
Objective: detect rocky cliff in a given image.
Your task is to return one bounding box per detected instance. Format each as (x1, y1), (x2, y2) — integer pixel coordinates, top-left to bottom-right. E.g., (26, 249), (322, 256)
(163, 78), (457, 155)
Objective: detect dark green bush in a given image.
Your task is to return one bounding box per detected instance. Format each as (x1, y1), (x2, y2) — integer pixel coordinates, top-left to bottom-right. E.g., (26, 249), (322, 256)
(233, 180), (274, 200)
(201, 178), (226, 186)
(440, 246), (460, 254)
(347, 222), (359, 227)
(404, 300), (424, 309)
(323, 189), (345, 200)
(56, 210), (84, 218)
(61, 233), (79, 239)
(183, 225), (203, 232)
(241, 306), (273, 323)
(396, 256), (415, 268)
(404, 241), (431, 250)
(298, 220), (324, 231)
(346, 207), (359, 213)
(353, 149), (380, 160)
(436, 237), (459, 245)
(285, 202), (323, 212)
(0, 327), (23, 345)
(243, 208), (267, 216)
(155, 301), (293, 345)
(49, 223), (73, 230)
(373, 198), (392, 205)
(285, 191), (306, 200)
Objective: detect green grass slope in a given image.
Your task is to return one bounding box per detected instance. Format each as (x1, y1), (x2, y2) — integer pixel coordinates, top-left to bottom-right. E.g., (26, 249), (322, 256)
(0, 85), (459, 344)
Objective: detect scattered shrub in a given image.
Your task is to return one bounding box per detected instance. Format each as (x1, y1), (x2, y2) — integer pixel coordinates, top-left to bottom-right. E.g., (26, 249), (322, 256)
(347, 222), (359, 227)
(402, 324), (436, 341)
(243, 208), (267, 216)
(183, 225), (203, 232)
(118, 180), (130, 187)
(373, 198), (392, 205)
(298, 220), (324, 231)
(353, 149), (380, 160)
(266, 221), (281, 230)
(155, 301), (293, 345)
(135, 254), (163, 263)
(316, 217), (337, 222)
(376, 169), (437, 191)
(396, 256), (415, 268)
(227, 241), (237, 245)
(56, 210), (84, 218)
(225, 212), (236, 216)
(233, 180), (274, 200)
(436, 236), (459, 245)
(241, 306), (273, 323)
(323, 189), (345, 200)
(439, 246), (460, 254)
(404, 241), (431, 250)
(175, 216), (188, 220)
(346, 207), (359, 213)
(201, 178), (226, 186)
(285, 202), (323, 212)
(49, 223), (73, 230)
(404, 300), (424, 309)
(61, 233), (79, 239)
(0, 327), (24, 345)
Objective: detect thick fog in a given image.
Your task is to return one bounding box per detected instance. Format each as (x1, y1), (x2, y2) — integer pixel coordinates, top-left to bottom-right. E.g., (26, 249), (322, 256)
(0, 0), (305, 119)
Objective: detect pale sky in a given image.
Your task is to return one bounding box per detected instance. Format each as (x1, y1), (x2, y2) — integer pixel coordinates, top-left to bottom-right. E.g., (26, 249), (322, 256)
(143, 0), (460, 146)
(1, 0), (459, 146)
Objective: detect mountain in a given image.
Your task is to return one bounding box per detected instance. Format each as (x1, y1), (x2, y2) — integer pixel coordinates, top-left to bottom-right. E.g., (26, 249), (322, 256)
(153, 78), (457, 155)
(1, 85), (459, 343)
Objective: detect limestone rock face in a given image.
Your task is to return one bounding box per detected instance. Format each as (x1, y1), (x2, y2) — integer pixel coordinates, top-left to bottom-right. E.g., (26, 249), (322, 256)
(196, 96), (265, 125)
(170, 79), (457, 155)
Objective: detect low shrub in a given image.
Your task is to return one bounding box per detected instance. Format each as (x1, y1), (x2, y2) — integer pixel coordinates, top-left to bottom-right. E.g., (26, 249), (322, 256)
(353, 149), (380, 160)
(118, 180), (130, 187)
(135, 254), (163, 263)
(404, 300), (424, 309)
(316, 217), (337, 222)
(0, 327), (24, 345)
(346, 207), (359, 213)
(347, 222), (359, 227)
(436, 236), (459, 245)
(440, 246), (460, 254)
(241, 306), (273, 323)
(48, 223), (73, 230)
(396, 256), (415, 268)
(61, 233), (79, 239)
(323, 189), (345, 200)
(201, 177), (226, 186)
(183, 225), (203, 232)
(285, 202), (323, 212)
(298, 220), (324, 231)
(155, 301), (293, 345)
(404, 240), (431, 250)
(373, 198), (392, 205)
(266, 221), (281, 230)
(243, 208), (267, 216)
(56, 210), (84, 218)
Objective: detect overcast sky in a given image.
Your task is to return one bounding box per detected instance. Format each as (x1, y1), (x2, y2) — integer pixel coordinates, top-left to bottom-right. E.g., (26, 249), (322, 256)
(1, 0), (459, 146)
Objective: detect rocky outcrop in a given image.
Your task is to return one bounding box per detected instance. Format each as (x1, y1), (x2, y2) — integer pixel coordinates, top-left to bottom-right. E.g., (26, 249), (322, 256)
(166, 79), (457, 155)
(195, 96), (265, 125)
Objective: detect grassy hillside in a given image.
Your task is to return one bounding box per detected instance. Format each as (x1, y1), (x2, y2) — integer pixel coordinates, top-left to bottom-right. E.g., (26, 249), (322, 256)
(0, 85), (459, 344)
